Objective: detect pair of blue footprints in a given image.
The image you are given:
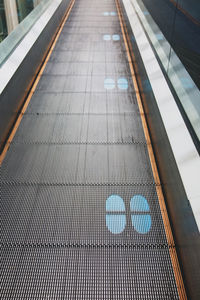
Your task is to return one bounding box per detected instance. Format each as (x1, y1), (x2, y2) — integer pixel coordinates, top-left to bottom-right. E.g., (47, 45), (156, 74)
(104, 78), (128, 90)
(103, 12), (117, 16)
(103, 34), (120, 41)
(106, 195), (151, 234)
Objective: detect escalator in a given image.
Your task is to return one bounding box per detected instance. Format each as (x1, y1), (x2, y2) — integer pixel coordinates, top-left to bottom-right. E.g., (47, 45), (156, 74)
(1, 0), (187, 298)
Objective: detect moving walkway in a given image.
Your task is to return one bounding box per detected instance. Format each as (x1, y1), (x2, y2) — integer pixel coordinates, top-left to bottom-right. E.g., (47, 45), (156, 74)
(1, 0), (200, 299)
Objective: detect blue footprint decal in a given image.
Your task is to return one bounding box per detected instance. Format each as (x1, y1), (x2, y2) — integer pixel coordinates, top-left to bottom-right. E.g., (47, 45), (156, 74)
(112, 34), (120, 41)
(103, 34), (111, 41)
(104, 78), (115, 89)
(117, 78), (128, 89)
(130, 195), (151, 234)
(106, 195), (126, 234)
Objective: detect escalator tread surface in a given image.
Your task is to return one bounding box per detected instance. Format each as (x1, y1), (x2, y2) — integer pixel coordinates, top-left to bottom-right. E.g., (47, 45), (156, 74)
(1, 0), (180, 298)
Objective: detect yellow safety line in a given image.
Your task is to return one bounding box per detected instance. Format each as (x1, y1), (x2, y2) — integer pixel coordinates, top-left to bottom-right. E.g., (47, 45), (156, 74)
(115, 0), (187, 299)
(0, 0), (75, 165)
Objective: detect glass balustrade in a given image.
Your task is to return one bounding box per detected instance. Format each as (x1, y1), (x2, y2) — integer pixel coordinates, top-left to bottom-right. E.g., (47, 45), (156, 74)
(0, 0), (53, 65)
(131, 0), (200, 146)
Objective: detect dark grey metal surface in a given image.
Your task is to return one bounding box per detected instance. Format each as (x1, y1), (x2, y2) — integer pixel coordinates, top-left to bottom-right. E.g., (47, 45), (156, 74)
(1, 0), (180, 298)
(2, 184), (166, 244)
(1, 247), (178, 299)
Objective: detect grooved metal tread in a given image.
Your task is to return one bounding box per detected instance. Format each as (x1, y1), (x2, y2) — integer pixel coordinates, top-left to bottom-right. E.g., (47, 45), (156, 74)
(1, 0), (180, 298)
(1, 247), (178, 300)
